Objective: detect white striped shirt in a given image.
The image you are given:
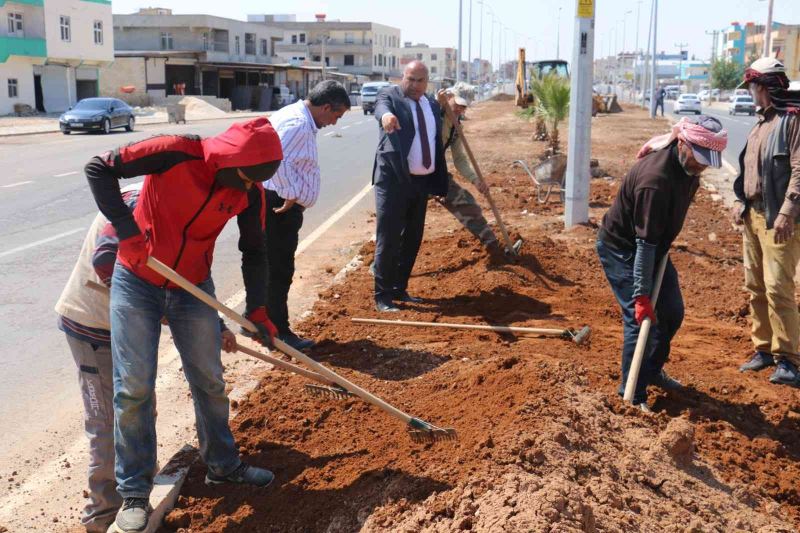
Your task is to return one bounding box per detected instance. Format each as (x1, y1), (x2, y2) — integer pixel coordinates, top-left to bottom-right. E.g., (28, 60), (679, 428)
(266, 100), (320, 208)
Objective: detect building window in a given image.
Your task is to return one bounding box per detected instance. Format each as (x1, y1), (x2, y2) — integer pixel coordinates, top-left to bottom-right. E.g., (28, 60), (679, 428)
(344, 54), (354, 66)
(374, 55), (377, 66)
(7, 13), (23, 35)
(299, 33), (306, 43)
(344, 32), (354, 44)
(431, 66), (437, 74)
(160, 32), (173, 50)
(291, 34), (297, 44)
(431, 53), (437, 61)
(416, 53), (423, 60)
(313, 55), (321, 62)
(202, 32), (209, 50)
(235, 35), (240, 55)
(8, 78), (18, 98)
(392, 56), (396, 68)
(93, 21), (103, 45)
(59, 16), (71, 42)
(260, 38), (268, 55)
(245, 33), (256, 55)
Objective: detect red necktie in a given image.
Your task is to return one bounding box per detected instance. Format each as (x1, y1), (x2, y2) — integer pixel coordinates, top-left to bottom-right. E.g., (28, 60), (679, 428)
(414, 99), (432, 169)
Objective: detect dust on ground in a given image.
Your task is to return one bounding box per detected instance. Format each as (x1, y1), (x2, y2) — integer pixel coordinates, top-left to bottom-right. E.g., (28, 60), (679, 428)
(161, 103), (800, 532)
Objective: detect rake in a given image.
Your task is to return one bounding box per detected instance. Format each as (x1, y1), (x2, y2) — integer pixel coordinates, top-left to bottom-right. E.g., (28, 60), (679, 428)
(144, 257), (458, 444)
(85, 280), (353, 400)
(351, 317), (592, 345)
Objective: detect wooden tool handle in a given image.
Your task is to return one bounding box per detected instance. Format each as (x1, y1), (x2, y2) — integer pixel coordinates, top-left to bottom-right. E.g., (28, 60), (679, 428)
(352, 317), (564, 336)
(145, 257), (418, 426)
(441, 100), (517, 255)
(235, 344), (335, 386)
(623, 254), (670, 403)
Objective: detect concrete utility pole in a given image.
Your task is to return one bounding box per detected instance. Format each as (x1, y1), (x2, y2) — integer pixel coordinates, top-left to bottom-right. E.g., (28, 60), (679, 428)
(634, 0), (642, 104)
(467, 0), (473, 83)
(556, 7), (562, 59)
(478, 0), (484, 74)
(649, 0), (658, 118)
(457, 0), (463, 82)
(321, 34), (327, 79)
(762, 0), (774, 57)
(565, 0), (596, 228)
(641, 0), (654, 107)
(675, 41), (687, 89)
(705, 29), (719, 63)
(490, 11), (494, 79)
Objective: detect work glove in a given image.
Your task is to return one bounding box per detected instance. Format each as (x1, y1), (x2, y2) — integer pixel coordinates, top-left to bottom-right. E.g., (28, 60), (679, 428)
(118, 233), (148, 269)
(245, 306), (278, 346)
(634, 295), (656, 325)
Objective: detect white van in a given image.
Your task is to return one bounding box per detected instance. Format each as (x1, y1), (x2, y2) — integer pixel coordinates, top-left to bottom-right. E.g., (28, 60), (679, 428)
(360, 81), (391, 115)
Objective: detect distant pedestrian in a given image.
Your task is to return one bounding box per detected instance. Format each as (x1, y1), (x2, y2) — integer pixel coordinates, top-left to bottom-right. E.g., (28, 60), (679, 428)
(655, 86), (666, 117)
(256, 80), (350, 350)
(597, 115), (727, 412)
(372, 60), (449, 312)
(732, 58), (800, 388)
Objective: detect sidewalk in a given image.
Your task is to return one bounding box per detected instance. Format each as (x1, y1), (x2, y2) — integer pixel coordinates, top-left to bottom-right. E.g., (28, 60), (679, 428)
(0, 109), (269, 137)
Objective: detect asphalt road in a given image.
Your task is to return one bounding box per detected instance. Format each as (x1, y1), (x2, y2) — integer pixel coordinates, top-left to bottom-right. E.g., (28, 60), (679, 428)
(663, 100), (756, 169)
(0, 109), (379, 462)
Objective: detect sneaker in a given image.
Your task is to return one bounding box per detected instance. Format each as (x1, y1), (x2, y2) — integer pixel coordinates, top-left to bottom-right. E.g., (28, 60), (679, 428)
(278, 332), (315, 351)
(739, 351), (775, 372)
(650, 369), (683, 391)
(205, 462), (275, 487)
(768, 360), (800, 388)
(108, 498), (152, 533)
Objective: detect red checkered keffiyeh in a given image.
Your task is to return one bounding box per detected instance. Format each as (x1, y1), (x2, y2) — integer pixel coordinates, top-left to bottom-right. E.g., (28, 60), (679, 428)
(636, 117), (728, 159)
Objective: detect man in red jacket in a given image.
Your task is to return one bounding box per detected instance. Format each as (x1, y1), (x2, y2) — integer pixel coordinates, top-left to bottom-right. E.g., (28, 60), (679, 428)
(85, 118), (282, 533)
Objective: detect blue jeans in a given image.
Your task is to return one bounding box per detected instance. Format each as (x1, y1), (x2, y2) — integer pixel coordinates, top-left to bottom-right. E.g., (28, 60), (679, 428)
(596, 239), (684, 404)
(110, 265), (240, 498)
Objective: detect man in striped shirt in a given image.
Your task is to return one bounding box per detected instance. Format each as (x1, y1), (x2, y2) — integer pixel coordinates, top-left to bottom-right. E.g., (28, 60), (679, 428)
(260, 80), (351, 350)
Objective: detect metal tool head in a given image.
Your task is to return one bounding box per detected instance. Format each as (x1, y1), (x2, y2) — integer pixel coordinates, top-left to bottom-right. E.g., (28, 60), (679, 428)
(407, 418), (458, 444)
(303, 384), (354, 400)
(567, 325), (592, 345)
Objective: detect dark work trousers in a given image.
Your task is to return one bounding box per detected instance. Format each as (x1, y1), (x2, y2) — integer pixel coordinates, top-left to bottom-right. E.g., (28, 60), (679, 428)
(656, 99), (665, 116)
(596, 239), (684, 404)
(373, 177), (429, 300)
(264, 189), (304, 335)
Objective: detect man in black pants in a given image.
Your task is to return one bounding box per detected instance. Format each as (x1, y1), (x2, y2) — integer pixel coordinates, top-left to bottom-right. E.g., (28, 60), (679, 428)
(258, 80), (350, 350)
(372, 60), (449, 312)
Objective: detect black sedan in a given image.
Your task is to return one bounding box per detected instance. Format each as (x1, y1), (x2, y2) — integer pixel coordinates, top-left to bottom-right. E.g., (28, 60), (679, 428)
(59, 97), (135, 134)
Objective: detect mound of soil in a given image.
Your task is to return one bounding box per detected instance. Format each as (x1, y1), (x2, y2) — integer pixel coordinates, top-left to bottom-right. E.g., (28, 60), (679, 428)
(162, 102), (800, 533)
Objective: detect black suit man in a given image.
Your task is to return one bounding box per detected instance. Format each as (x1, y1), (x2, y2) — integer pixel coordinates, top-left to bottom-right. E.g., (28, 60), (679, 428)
(372, 60), (448, 312)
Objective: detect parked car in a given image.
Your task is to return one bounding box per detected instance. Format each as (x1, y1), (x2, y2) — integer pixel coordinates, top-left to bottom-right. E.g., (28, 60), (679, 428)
(729, 94), (756, 116)
(59, 97), (134, 134)
(697, 89), (720, 102)
(360, 81), (391, 115)
(674, 93), (702, 114)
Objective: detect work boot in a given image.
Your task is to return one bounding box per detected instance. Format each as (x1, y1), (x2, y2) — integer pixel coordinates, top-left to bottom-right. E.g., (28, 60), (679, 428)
(108, 498), (152, 533)
(650, 369), (683, 391)
(393, 290), (423, 303)
(205, 462), (275, 487)
(768, 360), (800, 388)
(278, 331), (315, 351)
(375, 297), (399, 312)
(739, 351), (775, 372)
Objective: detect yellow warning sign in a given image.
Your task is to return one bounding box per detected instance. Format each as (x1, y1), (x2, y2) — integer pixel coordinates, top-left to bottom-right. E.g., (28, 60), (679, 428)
(577, 0), (594, 18)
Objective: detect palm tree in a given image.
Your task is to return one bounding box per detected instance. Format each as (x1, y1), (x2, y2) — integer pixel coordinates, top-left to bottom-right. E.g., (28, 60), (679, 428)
(530, 73), (570, 153)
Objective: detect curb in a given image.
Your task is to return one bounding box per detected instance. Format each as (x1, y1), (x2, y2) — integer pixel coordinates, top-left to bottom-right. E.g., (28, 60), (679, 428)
(143, 444), (197, 533)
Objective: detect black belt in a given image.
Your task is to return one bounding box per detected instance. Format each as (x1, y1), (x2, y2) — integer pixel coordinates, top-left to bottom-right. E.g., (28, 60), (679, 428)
(410, 173), (433, 178)
(749, 198), (765, 213)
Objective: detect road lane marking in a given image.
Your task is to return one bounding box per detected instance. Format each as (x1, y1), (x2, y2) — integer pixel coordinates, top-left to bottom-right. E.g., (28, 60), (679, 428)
(354, 120), (364, 125)
(1, 180), (34, 188)
(54, 171), (78, 177)
(0, 227), (85, 259)
(340, 125), (351, 130)
(324, 131), (337, 137)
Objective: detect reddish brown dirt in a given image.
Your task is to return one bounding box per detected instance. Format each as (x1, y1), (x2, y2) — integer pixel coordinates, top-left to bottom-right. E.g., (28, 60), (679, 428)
(162, 103), (800, 532)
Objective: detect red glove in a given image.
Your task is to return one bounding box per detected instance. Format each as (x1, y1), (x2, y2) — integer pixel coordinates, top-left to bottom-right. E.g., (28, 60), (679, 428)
(118, 233), (148, 269)
(634, 295), (656, 325)
(246, 306), (278, 346)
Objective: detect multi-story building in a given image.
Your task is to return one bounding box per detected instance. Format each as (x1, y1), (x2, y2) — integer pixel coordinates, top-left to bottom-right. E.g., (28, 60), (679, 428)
(261, 13), (401, 82)
(470, 58), (492, 84)
(109, 9), (288, 108)
(0, 0), (113, 114)
(722, 21), (767, 66)
(747, 22), (800, 79)
(399, 43), (457, 81)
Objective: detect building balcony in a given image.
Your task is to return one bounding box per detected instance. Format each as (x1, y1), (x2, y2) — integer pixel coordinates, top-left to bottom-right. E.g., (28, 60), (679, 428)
(202, 50), (274, 65)
(0, 36), (46, 63)
(275, 41), (370, 55)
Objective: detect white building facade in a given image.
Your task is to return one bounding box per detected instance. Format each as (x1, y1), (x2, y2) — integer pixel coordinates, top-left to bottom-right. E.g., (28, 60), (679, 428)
(399, 43), (457, 81)
(0, 0), (113, 114)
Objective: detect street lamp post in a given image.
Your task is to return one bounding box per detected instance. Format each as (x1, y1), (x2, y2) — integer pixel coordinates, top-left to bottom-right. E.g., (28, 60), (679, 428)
(635, 1), (642, 103)
(675, 42), (687, 89)
(556, 7), (562, 59)
(467, 0), (473, 83)
(457, 0), (463, 82)
(761, 0), (774, 57)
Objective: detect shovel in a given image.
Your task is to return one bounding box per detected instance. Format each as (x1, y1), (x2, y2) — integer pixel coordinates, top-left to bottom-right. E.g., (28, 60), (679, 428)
(84, 280), (352, 399)
(144, 257), (457, 443)
(441, 99), (520, 256)
(623, 254), (669, 403)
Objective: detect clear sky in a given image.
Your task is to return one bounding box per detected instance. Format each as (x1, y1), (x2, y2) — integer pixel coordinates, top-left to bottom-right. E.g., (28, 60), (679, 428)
(112, 0), (799, 66)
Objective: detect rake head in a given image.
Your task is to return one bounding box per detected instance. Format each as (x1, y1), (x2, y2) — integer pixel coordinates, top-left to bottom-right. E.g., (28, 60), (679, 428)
(303, 383), (354, 400)
(565, 325), (592, 345)
(407, 418), (458, 444)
